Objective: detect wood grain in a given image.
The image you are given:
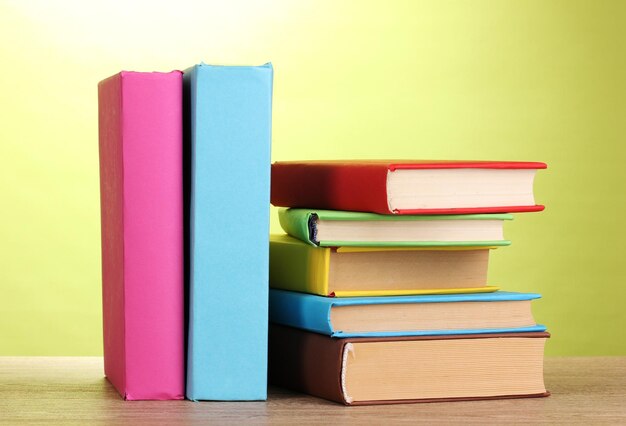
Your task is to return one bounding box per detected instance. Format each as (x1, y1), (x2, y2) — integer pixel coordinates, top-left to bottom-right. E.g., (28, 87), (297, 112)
(0, 357), (625, 424)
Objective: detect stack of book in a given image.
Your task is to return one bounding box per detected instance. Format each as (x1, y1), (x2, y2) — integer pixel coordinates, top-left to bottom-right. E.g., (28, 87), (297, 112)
(98, 66), (551, 406)
(268, 160), (549, 405)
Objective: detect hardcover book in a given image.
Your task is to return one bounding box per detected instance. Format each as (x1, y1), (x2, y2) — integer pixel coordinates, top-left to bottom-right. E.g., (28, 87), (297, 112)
(279, 208), (512, 247)
(271, 160), (546, 215)
(98, 71), (184, 400)
(269, 289), (546, 337)
(269, 324), (550, 405)
(269, 234), (496, 297)
(185, 63), (273, 401)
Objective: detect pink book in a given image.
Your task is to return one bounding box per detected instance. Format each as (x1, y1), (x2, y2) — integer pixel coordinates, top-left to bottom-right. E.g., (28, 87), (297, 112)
(98, 71), (184, 400)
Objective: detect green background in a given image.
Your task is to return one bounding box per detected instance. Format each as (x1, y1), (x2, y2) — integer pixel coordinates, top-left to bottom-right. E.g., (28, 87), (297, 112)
(1, 0), (624, 355)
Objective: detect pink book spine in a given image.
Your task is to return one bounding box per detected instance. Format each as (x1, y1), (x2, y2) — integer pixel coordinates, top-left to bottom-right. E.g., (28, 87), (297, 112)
(98, 71), (184, 400)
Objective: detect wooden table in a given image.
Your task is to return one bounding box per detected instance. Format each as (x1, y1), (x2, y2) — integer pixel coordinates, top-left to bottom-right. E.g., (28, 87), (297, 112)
(1, 357), (624, 424)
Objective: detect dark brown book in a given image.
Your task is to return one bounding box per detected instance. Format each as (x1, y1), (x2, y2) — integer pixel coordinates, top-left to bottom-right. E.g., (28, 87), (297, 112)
(268, 325), (550, 405)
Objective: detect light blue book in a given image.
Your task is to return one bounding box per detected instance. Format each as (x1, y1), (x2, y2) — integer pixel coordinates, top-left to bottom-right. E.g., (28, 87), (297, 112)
(186, 63), (273, 401)
(269, 289), (546, 338)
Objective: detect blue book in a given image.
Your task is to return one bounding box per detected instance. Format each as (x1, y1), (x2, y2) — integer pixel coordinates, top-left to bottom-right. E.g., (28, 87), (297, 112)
(269, 289), (546, 338)
(186, 63), (273, 401)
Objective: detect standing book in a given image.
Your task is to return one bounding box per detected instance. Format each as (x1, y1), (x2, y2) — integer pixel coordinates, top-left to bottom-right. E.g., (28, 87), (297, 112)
(271, 160), (546, 215)
(98, 71), (184, 400)
(185, 63), (273, 401)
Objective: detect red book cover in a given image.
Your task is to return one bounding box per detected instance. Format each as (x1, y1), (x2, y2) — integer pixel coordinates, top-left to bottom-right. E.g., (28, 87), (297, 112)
(271, 160), (547, 215)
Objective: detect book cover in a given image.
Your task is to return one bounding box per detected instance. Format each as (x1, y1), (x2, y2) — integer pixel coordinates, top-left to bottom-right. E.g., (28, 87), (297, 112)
(269, 289), (546, 337)
(185, 63), (273, 401)
(269, 234), (498, 297)
(271, 160), (546, 215)
(279, 208), (513, 247)
(98, 71), (184, 400)
(268, 324), (550, 405)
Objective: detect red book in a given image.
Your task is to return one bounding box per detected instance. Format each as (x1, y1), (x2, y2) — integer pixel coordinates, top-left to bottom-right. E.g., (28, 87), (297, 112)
(271, 160), (547, 215)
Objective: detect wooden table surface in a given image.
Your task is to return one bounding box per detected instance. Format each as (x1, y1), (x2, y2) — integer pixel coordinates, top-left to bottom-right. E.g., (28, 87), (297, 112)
(0, 357), (625, 424)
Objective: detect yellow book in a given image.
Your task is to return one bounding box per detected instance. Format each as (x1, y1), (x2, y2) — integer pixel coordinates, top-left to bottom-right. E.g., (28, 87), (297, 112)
(269, 234), (498, 297)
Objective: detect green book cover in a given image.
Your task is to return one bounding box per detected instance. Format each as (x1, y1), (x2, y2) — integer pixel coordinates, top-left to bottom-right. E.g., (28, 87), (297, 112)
(278, 208), (513, 247)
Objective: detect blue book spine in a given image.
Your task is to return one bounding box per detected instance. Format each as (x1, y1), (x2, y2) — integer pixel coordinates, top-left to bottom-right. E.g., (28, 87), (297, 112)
(186, 63), (273, 401)
(269, 289), (334, 335)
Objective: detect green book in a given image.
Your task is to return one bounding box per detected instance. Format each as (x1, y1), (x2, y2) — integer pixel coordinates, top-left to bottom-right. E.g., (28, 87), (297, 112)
(278, 208), (513, 247)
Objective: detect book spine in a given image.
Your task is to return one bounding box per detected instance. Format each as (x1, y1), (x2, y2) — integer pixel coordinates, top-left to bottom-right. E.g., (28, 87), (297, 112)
(98, 73), (126, 397)
(268, 324), (347, 404)
(98, 71), (185, 400)
(271, 163), (392, 214)
(186, 64), (273, 401)
(278, 208), (316, 245)
(269, 237), (331, 296)
(269, 290), (335, 335)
